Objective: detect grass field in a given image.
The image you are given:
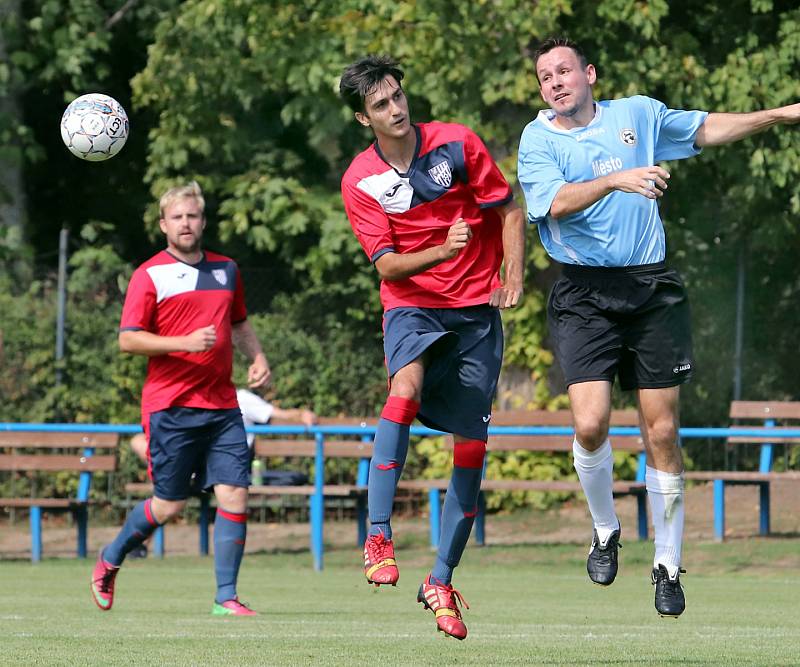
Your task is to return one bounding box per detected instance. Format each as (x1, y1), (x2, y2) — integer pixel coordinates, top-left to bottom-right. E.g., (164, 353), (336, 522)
(2, 538), (799, 666)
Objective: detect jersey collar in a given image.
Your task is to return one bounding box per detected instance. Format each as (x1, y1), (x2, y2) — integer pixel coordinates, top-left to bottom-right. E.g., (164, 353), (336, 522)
(373, 124), (421, 177)
(536, 103), (602, 134)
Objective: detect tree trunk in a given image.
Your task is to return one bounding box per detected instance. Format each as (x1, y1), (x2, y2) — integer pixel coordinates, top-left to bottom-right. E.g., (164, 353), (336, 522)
(0, 0), (27, 247)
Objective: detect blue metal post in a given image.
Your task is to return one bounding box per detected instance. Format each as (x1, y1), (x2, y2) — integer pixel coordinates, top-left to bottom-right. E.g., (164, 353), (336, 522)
(76, 447), (95, 558)
(635, 451), (648, 540)
(759, 483), (770, 535)
(356, 434), (371, 546)
(428, 489), (441, 548)
(30, 506), (42, 562)
(758, 418), (775, 536)
(637, 494), (648, 540)
(713, 479), (725, 541)
(199, 496), (210, 556)
(311, 432), (325, 571)
(153, 525), (165, 558)
(76, 506), (88, 558)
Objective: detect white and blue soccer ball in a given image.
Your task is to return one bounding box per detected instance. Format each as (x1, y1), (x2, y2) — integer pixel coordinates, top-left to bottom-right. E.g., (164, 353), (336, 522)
(60, 93), (129, 161)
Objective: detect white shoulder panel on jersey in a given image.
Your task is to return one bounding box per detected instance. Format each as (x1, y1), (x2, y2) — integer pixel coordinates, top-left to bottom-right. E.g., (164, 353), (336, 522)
(146, 262), (199, 303)
(356, 168), (414, 214)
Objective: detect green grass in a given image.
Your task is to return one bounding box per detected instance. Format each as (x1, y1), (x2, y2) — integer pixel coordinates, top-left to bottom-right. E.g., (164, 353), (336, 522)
(2, 538), (799, 666)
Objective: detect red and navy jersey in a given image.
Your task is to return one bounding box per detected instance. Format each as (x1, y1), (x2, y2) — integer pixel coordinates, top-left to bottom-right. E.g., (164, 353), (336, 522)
(341, 122), (513, 311)
(120, 249), (247, 417)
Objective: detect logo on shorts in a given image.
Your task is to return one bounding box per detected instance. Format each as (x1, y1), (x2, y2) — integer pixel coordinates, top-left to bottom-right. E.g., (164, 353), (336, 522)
(482, 414), (492, 423)
(428, 160), (453, 188)
(212, 269), (227, 286)
(620, 128), (637, 145)
(673, 362), (692, 374)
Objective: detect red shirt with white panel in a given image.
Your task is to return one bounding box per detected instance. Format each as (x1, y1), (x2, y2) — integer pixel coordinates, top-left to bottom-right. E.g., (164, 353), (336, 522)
(341, 122), (513, 311)
(120, 249), (247, 417)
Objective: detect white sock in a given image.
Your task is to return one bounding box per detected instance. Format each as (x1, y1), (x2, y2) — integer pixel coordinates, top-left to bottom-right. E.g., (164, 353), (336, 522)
(572, 438), (619, 545)
(646, 465), (685, 578)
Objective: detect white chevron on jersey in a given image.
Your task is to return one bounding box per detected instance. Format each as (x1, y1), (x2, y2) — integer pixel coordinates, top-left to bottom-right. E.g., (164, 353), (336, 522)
(146, 262), (199, 303)
(356, 168), (414, 214)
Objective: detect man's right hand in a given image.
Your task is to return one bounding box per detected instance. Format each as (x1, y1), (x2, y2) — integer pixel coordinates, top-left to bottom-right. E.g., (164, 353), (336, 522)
(184, 325), (216, 352)
(610, 166), (670, 199)
(440, 219), (473, 259)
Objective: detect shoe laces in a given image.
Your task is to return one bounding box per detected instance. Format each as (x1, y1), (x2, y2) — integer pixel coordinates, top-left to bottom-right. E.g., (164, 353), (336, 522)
(429, 579), (470, 617)
(653, 566), (686, 588)
(593, 534), (621, 565)
(95, 565), (116, 594)
(367, 533), (393, 561)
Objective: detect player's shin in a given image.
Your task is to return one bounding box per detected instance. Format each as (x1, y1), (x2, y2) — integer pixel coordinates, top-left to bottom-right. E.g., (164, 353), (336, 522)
(367, 396), (419, 538)
(214, 508), (247, 604)
(431, 439), (486, 585)
(573, 438), (619, 541)
(103, 497), (161, 567)
(645, 466), (685, 575)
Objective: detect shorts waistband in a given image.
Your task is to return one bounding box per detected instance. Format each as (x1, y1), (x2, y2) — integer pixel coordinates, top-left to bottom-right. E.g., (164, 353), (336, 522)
(561, 261), (667, 279)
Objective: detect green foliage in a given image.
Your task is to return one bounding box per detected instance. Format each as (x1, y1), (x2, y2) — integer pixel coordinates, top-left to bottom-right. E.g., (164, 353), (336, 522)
(4, 0), (800, 509)
(0, 224), (142, 426)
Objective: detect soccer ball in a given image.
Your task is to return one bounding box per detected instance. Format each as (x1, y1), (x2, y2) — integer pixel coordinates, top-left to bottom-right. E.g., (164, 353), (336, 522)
(60, 93), (129, 161)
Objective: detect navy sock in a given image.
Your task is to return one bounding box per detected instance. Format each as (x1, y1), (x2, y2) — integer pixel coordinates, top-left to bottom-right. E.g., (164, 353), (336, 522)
(104, 498), (160, 567)
(214, 508), (247, 604)
(431, 440), (485, 585)
(368, 418), (410, 540)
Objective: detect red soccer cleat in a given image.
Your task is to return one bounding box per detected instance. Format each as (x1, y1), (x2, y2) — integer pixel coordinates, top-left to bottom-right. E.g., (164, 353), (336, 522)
(363, 532), (399, 586)
(417, 574), (470, 640)
(90, 549), (119, 611)
(211, 597), (258, 616)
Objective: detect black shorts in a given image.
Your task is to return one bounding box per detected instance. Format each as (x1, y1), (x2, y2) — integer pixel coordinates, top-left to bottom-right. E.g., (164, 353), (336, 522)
(547, 262), (693, 391)
(383, 305), (503, 440)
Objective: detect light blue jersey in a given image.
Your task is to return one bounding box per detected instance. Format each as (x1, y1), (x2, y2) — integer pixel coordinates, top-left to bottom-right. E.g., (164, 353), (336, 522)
(518, 95), (708, 266)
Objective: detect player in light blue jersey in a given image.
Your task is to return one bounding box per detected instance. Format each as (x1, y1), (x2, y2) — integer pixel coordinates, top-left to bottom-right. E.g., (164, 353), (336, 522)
(518, 36), (800, 618)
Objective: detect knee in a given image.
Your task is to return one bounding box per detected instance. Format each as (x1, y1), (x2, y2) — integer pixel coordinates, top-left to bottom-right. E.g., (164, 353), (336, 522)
(645, 418), (678, 450)
(573, 417), (609, 450)
(150, 498), (186, 524)
(454, 439), (486, 469)
(389, 377), (422, 403)
(216, 485), (248, 514)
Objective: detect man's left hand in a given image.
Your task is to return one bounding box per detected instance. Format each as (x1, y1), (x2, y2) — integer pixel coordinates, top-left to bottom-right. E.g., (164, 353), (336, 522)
(248, 354), (271, 388)
(489, 284), (523, 309)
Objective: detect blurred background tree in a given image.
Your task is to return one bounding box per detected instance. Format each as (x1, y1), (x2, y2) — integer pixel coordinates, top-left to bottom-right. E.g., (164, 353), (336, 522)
(1, 0), (799, 429)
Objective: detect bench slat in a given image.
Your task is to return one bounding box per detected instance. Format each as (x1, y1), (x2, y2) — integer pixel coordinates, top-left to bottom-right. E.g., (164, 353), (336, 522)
(0, 433), (119, 448)
(484, 435), (643, 452)
(124, 482), (365, 497)
(398, 479), (644, 493)
(0, 498), (83, 508)
(685, 471), (800, 482)
(0, 454), (116, 472)
(253, 439), (372, 458)
(729, 401), (800, 420)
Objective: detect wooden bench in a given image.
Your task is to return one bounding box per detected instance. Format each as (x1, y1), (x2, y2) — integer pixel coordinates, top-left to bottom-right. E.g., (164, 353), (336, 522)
(0, 431), (119, 561)
(684, 401), (800, 540)
(398, 408), (649, 546)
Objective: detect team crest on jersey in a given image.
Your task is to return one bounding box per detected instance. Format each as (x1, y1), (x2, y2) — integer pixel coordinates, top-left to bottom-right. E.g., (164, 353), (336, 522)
(428, 160), (453, 188)
(619, 128), (637, 146)
(212, 269), (227, 285)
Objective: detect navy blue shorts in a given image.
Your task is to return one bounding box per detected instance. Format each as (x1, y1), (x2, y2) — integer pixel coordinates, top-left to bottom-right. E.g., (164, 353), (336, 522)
(147, 407), (250, 501)
(383, 305), (503, 440)
(548, 262), (693, 391)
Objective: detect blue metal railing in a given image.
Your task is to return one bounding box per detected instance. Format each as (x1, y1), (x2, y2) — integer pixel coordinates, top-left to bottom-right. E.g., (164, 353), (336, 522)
(3, 422), (799, 567)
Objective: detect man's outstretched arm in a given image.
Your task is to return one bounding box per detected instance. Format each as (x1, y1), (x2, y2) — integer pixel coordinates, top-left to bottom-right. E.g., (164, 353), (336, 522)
(695, 103), (800, 147)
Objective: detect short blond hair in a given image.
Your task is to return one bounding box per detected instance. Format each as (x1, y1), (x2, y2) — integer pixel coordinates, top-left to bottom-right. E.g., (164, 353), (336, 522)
(159, 181), (206, 218)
